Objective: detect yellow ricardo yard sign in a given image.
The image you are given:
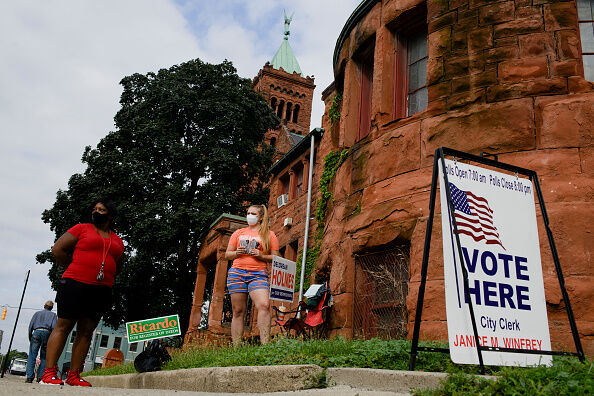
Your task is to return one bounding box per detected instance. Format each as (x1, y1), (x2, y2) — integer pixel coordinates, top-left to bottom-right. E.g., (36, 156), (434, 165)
(126, 314), (181, 343)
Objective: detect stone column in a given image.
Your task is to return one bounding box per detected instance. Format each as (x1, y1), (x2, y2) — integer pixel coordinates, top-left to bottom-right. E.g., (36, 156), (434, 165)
(302, 158), (309, 192)
(288, 169), (295, 200)
(208, 250), (229, 327)
(187, 260), (208, 331)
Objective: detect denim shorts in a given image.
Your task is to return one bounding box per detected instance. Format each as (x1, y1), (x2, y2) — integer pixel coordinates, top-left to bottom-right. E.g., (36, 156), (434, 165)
(226, 267), (269, 294)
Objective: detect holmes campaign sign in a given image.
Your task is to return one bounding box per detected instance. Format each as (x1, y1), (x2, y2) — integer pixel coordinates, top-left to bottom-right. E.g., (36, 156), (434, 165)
(269, 255), (296, 303)
(439, 159), (552, 366)
(126, 314), (181, 343)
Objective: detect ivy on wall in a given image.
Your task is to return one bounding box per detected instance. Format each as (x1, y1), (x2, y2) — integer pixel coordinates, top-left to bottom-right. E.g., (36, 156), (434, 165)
(328, 93), (342, 132)
(295, 148), (349, 292)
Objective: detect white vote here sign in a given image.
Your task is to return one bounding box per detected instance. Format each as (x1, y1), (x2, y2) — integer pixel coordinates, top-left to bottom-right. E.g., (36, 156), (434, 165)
(439, 159), (551, 366)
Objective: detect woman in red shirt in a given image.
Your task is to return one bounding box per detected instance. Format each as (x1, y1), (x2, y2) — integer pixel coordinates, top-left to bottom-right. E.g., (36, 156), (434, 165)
(40, 198), (124, 386)
(225, 204), (279, 346)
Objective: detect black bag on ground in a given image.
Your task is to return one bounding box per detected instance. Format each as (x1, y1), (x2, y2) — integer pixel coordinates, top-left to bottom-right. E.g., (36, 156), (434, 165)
(134, 340), (171, 373)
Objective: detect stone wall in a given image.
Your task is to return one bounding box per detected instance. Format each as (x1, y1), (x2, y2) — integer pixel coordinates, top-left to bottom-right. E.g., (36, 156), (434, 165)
(317, 0), (594, 356)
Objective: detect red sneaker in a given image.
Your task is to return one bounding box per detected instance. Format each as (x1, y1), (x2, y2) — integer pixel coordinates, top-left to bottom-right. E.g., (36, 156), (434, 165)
(39, 366), (64, 385)
(65, 369), (92, 387)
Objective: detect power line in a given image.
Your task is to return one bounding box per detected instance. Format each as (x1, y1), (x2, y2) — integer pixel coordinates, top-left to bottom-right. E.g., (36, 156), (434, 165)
(1, 305), (39, 311)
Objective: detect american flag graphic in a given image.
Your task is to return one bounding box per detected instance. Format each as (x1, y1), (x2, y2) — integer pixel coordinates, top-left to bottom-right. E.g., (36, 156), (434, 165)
(449, 183), (505, 249)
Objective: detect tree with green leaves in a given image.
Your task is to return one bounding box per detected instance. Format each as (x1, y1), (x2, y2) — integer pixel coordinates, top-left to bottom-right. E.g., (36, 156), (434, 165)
(37, 59), (278, 334)
(1, 350), (28, 360)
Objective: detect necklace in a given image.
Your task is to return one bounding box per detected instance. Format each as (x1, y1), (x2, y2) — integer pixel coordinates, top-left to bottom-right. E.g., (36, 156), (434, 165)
(93, 225), (112, 282)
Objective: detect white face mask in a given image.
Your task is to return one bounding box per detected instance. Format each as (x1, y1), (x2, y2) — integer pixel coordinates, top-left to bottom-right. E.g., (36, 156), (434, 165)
(246, 214), (259, 226)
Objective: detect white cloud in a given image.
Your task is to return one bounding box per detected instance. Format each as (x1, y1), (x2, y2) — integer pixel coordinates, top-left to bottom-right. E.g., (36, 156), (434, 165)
(0, 0), (360, 353)
(0, 0), (199, 353)
(175, 0), (360, 127)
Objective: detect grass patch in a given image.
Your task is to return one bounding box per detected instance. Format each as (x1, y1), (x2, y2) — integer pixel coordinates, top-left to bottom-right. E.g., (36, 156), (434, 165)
(417, 357), (593, 396)
(163, 338), (453, 372)
(304, 368), (327, 389)
(84, 338), (449, 376)
(83, 337), (592, 396)
(84, 361), (135, 377)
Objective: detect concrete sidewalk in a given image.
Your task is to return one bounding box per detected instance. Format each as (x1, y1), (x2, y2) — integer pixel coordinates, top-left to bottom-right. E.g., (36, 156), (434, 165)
(0, 374), (408, 396)
(85, 365), (458, 394)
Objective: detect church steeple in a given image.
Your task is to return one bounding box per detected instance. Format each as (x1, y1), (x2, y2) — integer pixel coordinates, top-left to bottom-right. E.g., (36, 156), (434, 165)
(270, 11), (302, 76)
(252, 10), (315, 151)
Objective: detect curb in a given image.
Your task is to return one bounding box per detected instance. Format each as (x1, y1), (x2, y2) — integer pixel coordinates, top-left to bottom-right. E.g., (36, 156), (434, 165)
(85, 365), (324, 393)
(327, 368), (449, 393)
(84, 365), (482, 394)
(86, 365), (495, 393)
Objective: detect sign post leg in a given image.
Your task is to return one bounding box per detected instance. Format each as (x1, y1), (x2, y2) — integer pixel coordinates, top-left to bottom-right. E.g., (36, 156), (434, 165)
(531, 176), (585, 362)
(438, 150), (485, 374)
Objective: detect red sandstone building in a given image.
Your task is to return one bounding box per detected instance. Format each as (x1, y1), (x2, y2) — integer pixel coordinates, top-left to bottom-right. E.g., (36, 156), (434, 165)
(186, 1), (594, 356)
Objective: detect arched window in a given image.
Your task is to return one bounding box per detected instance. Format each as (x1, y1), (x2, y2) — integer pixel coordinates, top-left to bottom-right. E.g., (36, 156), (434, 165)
(270, 97), (277, 112)
(292, 104), (300, 123)
(277, 100), (285, 118)
(286, 102), (293, 121)
(270, 137), (277, 148)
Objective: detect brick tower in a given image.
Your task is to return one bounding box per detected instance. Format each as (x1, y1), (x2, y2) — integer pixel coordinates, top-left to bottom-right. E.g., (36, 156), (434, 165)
(253, 12), (315, 158)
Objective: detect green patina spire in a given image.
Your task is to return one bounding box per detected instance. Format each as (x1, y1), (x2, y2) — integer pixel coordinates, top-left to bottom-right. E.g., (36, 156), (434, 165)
(270, 11), (302, 76)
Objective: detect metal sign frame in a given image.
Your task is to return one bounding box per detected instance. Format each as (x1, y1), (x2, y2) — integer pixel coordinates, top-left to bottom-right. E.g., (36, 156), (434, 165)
(408, 147), (585, 374)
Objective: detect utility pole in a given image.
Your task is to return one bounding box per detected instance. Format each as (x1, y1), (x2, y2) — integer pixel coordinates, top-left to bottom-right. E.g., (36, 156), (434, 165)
(0, 270), (30, 378)
(297, 128), (323, 317)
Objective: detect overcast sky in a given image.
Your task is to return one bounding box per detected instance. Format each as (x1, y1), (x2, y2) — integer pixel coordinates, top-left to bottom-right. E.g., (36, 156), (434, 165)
(0, 0), (360, 355)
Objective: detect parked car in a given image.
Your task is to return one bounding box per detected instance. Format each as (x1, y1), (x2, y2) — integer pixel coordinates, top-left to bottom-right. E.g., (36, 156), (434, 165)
(10, 358), (27, 376)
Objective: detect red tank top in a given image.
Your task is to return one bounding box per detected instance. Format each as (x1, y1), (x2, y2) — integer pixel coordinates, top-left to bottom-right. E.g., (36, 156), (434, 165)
(61, 223), (124, 287)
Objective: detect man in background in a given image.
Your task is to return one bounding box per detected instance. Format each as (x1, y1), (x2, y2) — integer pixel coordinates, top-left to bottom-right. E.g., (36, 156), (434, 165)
(25, 301), (57, 383)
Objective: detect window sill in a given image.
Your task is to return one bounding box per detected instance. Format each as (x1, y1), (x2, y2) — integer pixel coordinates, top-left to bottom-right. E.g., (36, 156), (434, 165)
(381, 109), (427, 130)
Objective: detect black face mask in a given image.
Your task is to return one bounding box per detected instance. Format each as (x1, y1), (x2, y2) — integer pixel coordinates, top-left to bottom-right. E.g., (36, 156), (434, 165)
(92, 212), (109, 225)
